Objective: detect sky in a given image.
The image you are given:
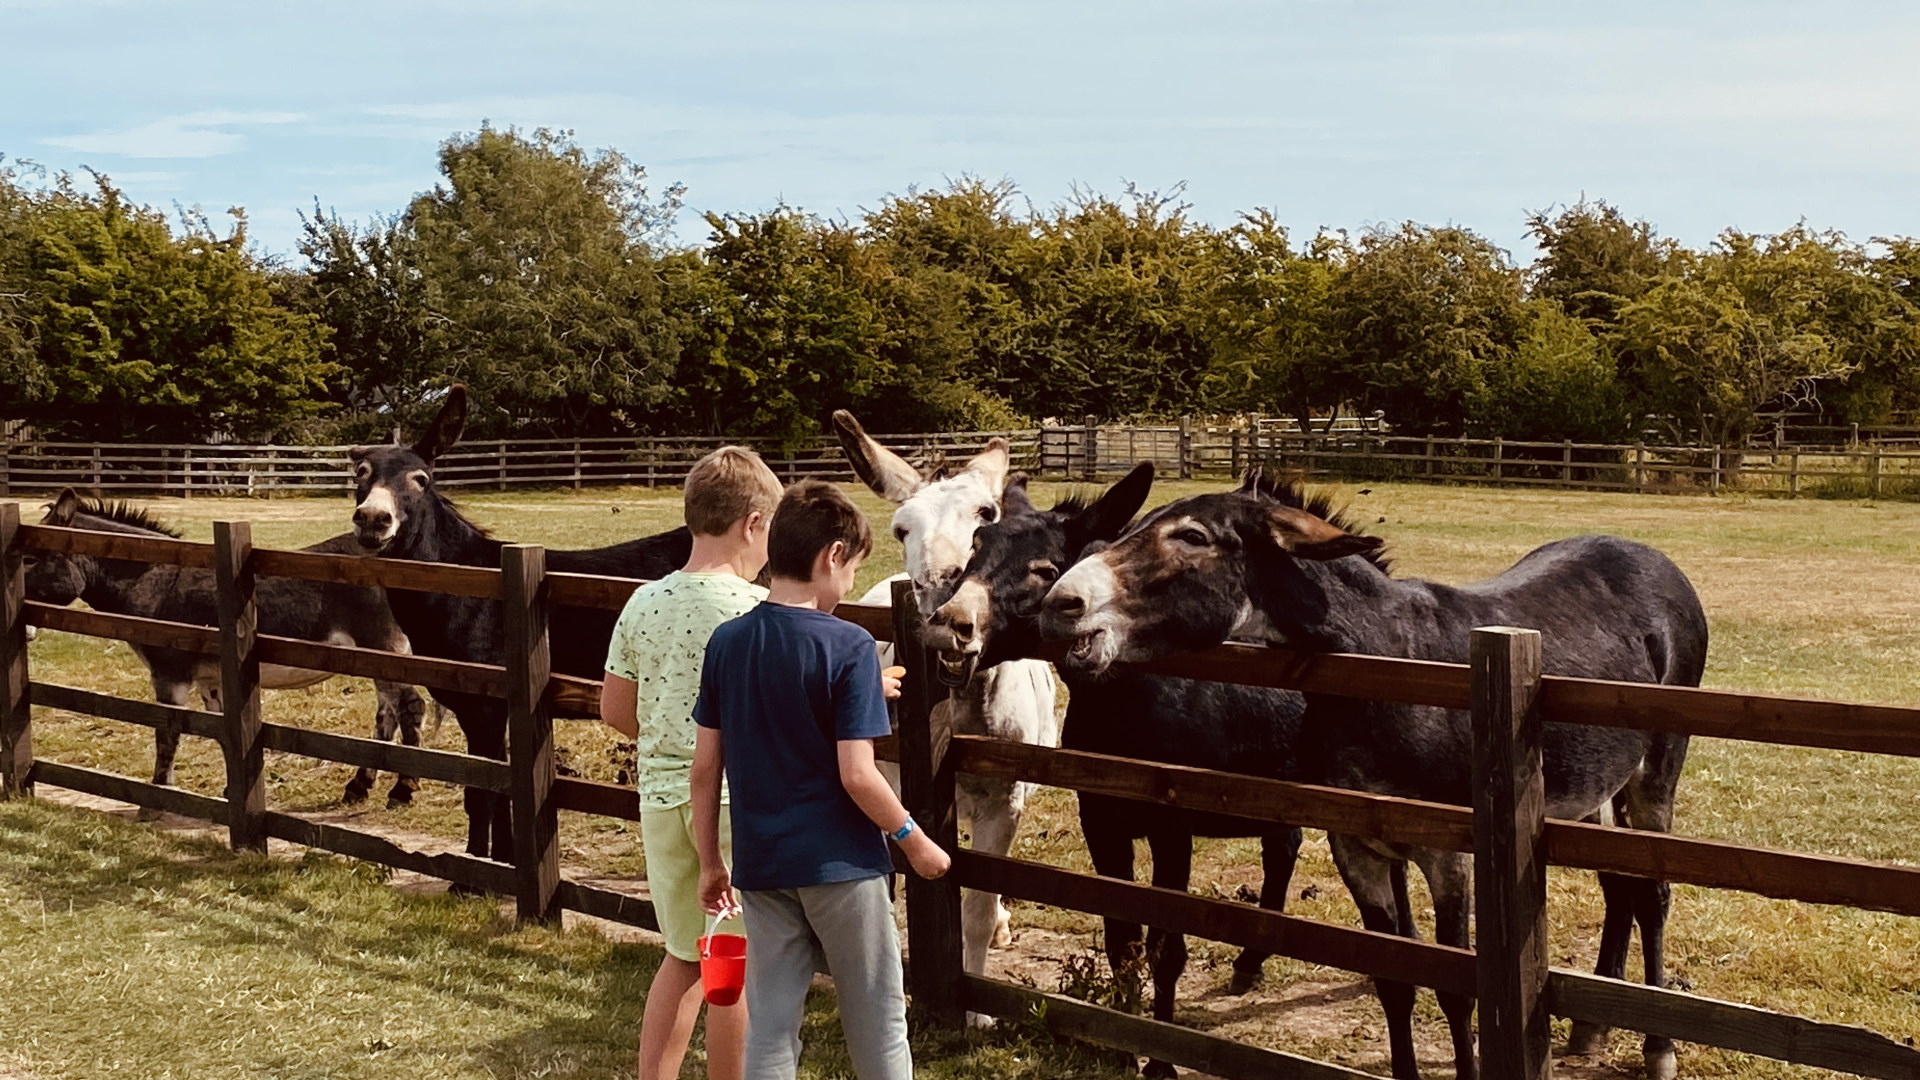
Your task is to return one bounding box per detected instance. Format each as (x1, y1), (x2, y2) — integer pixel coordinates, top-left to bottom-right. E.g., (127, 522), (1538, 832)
(6, 0), (1920, 263)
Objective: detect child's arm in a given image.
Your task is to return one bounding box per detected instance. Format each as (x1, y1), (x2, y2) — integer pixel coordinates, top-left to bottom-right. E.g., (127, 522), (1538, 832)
(599, 673), (638, 739)
(838, 738), (950, 880)
(691, 725), (735, 914)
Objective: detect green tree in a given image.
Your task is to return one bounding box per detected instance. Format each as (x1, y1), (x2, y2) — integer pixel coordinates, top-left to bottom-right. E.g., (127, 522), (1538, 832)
(1331, 223), (1529, 435)
(1198, 211), (1348, 430)
(1470, 300), (1630, 441)
(397, 126), (685, 436)
(1617, 227), (1868, 448)
(1826, 237), (1920, 423)
(0, 169), (335, 441)
(676, 208), (892, 441)
(1526, 199), (1672, 330)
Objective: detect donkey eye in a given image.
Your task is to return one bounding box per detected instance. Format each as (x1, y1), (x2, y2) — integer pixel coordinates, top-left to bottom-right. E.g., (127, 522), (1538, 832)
(1171, 528), (1211, 547)
(978, 505), (998, 524)
(21, 555), (38, 568)
(354, 461), (372, 480)
(1030, 562), (1059, 583)
(892, 525), (908, 543)
(406, 470), (430, 490)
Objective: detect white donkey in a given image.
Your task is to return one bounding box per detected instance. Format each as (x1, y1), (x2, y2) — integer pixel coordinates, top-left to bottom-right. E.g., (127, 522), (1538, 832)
(834, 411), (1060, 988)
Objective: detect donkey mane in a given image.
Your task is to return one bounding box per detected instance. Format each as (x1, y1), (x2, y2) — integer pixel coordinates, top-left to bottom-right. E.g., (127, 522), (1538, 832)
(71, 497), (184, 538)
(1243, 471), (1393, 574)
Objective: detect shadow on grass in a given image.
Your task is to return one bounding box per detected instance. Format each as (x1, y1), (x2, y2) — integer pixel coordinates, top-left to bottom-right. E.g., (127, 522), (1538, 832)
(0, 800), (1138, 1080)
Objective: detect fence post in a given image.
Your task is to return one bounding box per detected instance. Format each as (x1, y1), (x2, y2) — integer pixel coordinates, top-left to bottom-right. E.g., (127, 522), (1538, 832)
(1710, 447), (1722, 492)
(1493, 437), (1503, 483)
(1, 503), (32, 798)
(1790, 451), (1801, 497)
(1230, 430), (1242, 478)
(213, 521), (266, 852)
(892, 578), (964, 1028)
(90, 445), (102, 491)
(1471, 626), (1550, 1080)
(503, 543), (560, 923)
(1562, 439), (1573, 484)
(1869, 444), (1883, 500)
(1634, 441), (1646, 494)
(181, 448), (193, 499)
(497, 443), (509, 491)
(1082, 414), (1098, 482)
(572, 440), (583, 491)
(1178, 416), (1193, 480)
(0, 445), (9, 497)
(1426, 436), (1436, 480)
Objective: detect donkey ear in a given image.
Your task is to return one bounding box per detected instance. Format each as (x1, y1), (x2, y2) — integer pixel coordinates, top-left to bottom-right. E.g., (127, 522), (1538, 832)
(412, 384), (468, 463)
(961, 436), (1011, 494)
(833, 409), (922, 503)
(1072, 462), (1155, 548)
(1266, 504), (1384, 562)
(47, 487), (83, 526)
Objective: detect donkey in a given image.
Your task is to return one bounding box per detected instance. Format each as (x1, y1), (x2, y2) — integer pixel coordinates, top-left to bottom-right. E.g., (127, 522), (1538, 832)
(24, 489), (431, 807)
(930, 463), (1331, 1079)
(834, 411), (1061, 986)
(347, 386), (693, 863)
(1040, 473), (1707, 1080)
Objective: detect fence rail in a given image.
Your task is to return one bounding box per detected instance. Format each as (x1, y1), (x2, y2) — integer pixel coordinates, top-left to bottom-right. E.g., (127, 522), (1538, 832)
(2, 504), (1918, 1079)
(8, 422), (1920, 501)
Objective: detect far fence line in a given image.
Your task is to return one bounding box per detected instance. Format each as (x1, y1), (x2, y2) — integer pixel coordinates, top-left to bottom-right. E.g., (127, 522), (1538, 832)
(4, 422), (1919, 500)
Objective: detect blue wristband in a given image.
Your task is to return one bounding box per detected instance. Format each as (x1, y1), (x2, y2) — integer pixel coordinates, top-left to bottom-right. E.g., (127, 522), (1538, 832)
(889, 817), (917, 843)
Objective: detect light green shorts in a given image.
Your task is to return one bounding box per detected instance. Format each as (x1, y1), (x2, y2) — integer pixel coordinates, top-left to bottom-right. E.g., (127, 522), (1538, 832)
(641, 803), (743, 962)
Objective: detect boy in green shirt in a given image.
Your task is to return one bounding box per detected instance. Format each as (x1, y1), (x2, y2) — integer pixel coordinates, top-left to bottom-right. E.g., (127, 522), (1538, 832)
(603, 446), (784, 1080)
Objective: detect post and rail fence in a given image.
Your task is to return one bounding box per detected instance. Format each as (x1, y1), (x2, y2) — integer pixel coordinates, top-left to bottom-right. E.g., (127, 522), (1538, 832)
(6, 422), (1920, 501)
(2, 504), (1918, 1079)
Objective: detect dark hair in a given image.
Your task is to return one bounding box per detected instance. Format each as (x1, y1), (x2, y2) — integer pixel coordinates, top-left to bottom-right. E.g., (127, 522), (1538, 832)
(767, 480), (873, 581)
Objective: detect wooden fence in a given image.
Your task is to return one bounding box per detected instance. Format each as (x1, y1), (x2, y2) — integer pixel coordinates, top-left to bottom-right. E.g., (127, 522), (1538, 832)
(0, 431), (1045, 498)
(1038, 422), (1920, 499)
(2, 503), (1918, 1079)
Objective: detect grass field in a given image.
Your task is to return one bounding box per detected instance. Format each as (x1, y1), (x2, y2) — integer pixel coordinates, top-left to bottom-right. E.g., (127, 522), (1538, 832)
(7, 480), (1920, 1079)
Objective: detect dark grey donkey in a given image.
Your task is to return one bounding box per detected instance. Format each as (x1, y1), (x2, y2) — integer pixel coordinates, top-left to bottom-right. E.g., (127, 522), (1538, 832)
(1040, 473), (1706, 1080)
(25, 488), (432, 808)
(347, 385), (693, 864)
(926, 464), (1365, 1080)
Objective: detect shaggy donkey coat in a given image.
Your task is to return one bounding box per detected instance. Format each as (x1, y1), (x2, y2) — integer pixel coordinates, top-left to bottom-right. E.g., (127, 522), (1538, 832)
(1041, 474), (1706, 1080)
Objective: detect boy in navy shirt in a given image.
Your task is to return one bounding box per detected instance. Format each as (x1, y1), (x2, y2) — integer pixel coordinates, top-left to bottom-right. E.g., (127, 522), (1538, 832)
(691, 480), (950, 1080)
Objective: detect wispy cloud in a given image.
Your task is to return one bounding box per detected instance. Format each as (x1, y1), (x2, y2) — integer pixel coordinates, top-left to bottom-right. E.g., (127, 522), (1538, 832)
(44, 111), (306, 159)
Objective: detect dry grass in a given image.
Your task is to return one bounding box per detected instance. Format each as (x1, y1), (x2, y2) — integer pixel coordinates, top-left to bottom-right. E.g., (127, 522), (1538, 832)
(8, 480), (1920, 1078)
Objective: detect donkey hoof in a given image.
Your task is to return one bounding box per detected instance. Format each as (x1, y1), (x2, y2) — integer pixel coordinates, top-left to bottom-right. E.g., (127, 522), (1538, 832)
(991, 918), (1014, 949)
(1645, 1046), (1678, 1080)
(342, 784), (371, 805)
(135, 806), (165, 823)
(385, 786), (415, 809)
(447, 881), (486, 899)
(1142, 1059), (1179, 1079)
(1226, 966), (1263, 995)
(1565, 1021), (1609, 1057)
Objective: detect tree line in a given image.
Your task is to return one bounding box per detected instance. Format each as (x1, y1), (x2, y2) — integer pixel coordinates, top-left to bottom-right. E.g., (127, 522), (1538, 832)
(5, 127), (1918, 447)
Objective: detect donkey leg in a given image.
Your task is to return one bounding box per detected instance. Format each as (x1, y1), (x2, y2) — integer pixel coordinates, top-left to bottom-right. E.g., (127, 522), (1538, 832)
(144, 677), (193, 821)
(1411, 847), (1478, 1080)
(1330, 835), (1423, 1080)
(1569, 867), (1638, 1057)
(1141, 833), (1195, 1080)
(384, 682), (427, 807)
(343, 682), (392, 805)
(960, 782), (1021, 976)
(1083, 819), (1145, 1010)
(1632, 877), (1678, 1080)
(1230, 825), (1302, 994)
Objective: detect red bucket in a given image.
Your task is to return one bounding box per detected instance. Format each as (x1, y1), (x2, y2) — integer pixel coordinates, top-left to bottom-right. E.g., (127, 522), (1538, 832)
(698, 932), (747, 1007)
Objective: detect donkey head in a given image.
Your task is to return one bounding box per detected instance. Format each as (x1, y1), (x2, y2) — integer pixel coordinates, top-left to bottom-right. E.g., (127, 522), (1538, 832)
(926, 463), (1154, 687)
(24, 489), (92, 606)
(834, 409), (1013, 618)
(348, 385), (467, 554)
(1040, 472), (1384, 676)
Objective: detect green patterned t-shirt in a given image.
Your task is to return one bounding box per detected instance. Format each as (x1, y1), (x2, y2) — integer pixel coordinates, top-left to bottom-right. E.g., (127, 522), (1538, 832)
(605, 570), (767, 811)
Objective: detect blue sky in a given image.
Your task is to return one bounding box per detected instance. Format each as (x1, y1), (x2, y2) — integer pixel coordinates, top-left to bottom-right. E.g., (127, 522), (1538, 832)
(6, 0), (1919, 262)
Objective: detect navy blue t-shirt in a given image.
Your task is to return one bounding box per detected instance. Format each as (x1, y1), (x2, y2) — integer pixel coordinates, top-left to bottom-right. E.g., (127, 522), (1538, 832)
(693, 602), (894, 891)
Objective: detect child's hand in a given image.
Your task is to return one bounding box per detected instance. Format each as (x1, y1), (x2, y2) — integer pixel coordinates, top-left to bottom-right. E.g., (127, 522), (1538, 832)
(700, 864), (736, 916)
(902, 831), (951, 880)
(881, 665), (905, 701)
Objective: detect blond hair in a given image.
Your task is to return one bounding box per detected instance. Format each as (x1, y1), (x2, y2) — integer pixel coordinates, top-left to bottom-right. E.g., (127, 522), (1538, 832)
(683, 446), (783, 536)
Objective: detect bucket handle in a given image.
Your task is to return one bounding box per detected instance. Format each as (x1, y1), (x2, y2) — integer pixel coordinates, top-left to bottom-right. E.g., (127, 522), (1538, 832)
(702, 901), (741, 958)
